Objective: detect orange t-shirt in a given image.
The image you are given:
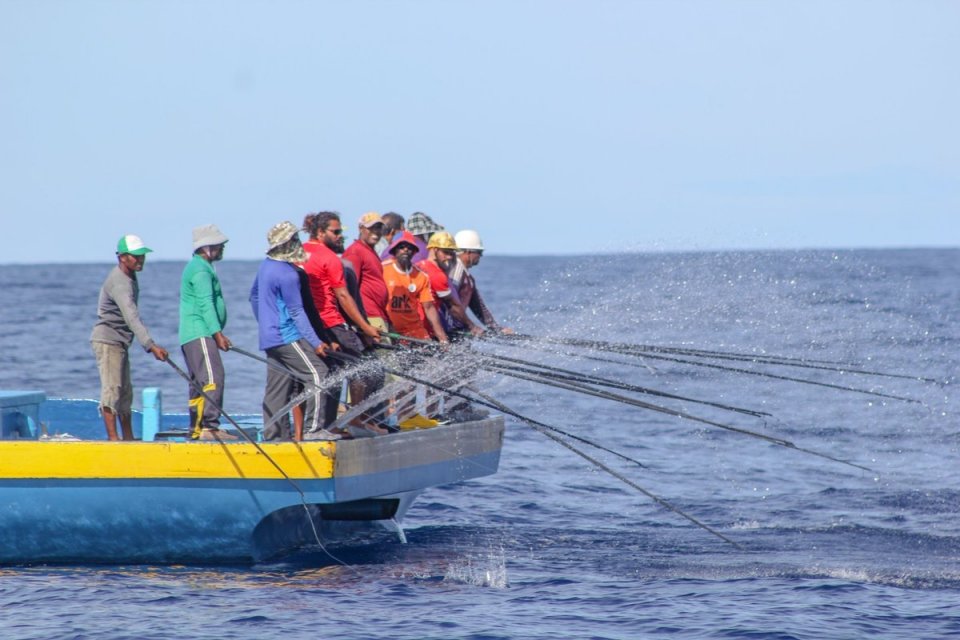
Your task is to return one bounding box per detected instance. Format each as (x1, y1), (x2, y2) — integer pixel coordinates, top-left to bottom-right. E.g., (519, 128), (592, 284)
(382, 260), (434, 340)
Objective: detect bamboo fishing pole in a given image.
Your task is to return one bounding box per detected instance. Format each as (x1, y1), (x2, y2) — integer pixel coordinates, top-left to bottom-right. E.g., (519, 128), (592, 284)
(483, 363), (872, 472)
(353, 348), (742, 548)
(496, 333), (939, 384)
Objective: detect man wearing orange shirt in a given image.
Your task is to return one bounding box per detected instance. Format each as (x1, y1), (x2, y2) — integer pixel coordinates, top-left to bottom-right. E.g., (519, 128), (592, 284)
(382, 231), (448, 343)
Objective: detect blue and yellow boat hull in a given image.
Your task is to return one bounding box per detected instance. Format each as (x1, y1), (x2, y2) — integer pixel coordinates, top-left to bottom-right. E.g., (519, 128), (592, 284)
(0, 418), (504, 564)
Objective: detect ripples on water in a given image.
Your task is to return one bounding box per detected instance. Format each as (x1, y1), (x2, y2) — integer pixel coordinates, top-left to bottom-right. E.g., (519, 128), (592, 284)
(0, 249), (958, 639)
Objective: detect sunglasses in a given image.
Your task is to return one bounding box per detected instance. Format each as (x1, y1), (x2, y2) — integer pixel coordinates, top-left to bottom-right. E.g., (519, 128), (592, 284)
(327, 228), (344, 236)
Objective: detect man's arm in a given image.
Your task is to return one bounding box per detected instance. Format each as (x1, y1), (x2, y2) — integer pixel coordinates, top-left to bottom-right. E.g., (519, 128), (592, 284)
(422, 301), (449, 343)
(279, 266), (324, 350)
(468, 287), (499, 329)
(110, 277), (158, 352)
(444, 294), (484, 336)
(333, 287), (380, 341)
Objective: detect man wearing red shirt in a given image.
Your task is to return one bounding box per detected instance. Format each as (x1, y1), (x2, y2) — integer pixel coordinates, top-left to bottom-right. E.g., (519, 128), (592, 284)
(303, 212), (385, 434)
(343, 212), (390, 335)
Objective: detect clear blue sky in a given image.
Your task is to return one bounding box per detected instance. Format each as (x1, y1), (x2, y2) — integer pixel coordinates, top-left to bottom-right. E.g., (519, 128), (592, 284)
(1, 0), (957, 263)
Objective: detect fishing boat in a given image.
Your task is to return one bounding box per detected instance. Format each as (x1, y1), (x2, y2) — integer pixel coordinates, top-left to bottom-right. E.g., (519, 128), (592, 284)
(0, 389), (504, 565)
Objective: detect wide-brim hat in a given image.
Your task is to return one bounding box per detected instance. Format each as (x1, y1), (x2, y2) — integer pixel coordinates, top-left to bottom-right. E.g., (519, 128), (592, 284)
(387, 231), (420, 255)
(192, 224), (229, 251)
(266, 221), (307, 263)
(116, 234), (152, 256)
(406, 212), (444, 237)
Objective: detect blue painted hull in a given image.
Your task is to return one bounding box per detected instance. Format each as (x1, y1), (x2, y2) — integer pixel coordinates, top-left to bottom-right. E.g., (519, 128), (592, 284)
(0, 417), (504, 565)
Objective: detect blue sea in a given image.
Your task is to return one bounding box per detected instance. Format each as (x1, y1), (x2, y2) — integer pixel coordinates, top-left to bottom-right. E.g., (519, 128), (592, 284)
(0, 248), (958, 639)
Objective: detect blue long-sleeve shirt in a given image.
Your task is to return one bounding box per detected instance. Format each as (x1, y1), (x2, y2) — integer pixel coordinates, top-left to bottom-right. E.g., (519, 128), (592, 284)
(249, 259), (322, 351)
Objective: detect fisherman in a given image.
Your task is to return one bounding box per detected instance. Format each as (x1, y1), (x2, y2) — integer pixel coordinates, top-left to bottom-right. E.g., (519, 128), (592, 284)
(90, 234), (169, 441)
(382, 231), (448, 343)
(178, 224), (236, 441)
(302, 213), (367, 323)
(416, 231), (485, 338)
(448, 229), (513, 334)
(302, 213), (381, 345)
(249, 221), (339, 441)
(343, 212), (391, 336)
(302, 212), (386, 435)
(375, 212), (405, 259)
(405, 211), (444, 263)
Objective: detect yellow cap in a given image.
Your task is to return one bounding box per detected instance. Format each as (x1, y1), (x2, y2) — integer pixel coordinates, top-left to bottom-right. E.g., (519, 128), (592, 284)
(358, 212), (384, 228)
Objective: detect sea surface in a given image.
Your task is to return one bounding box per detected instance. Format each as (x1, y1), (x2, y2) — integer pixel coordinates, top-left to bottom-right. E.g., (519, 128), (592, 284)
(0, 249), (958, 639)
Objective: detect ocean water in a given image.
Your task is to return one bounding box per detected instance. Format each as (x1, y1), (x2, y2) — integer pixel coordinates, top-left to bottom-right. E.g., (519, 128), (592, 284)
(0, 248), (958, 639)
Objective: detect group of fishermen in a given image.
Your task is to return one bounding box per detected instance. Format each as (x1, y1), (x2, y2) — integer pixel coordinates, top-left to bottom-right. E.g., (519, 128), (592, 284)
(89, 211), (508, 442)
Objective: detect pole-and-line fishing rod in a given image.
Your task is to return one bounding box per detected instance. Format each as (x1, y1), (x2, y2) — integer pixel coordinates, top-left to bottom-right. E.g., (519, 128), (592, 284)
(476, 352), (771, 418)
(391, 331), (925, 403)
(380, 334), (767, 417)
(352, 343), (653, 469)
(465, 385), (743, 549)
(488, 334), (922, 404)
(379, 333), (869, 471)
(498, 333), (857, 368)
(495, 333), (940, 384)
(351, 346), (742, 548)
(484, 363), (872, 472)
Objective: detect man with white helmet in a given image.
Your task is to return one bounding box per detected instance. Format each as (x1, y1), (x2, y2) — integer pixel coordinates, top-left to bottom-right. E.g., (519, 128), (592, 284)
(447, 230), (512, 334)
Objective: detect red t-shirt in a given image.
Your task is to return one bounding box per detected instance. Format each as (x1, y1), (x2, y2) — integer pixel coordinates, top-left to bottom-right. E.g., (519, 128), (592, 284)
(302, 239), (346, 328)
(414, 259), (452, 307)
(382, 259), (434, 340)
(343, 240), (388, 320)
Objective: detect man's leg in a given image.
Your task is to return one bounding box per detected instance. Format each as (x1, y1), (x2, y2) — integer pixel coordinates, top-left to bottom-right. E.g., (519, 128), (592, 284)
(271, 340), (330, 435)
(93, 341), (127, 441)
(117, 345), (135, 440)
(183, 337), (226, 438)
(263, 346), (294, 440)
(101, 407), (120, 441)
(118, 412), (135, 441)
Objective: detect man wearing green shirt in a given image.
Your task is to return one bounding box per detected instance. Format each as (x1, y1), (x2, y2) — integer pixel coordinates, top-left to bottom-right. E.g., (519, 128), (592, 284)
(179, 224), (234, 441)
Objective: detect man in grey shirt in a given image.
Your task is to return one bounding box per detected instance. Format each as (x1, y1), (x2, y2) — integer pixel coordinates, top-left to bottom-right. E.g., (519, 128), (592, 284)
(90, 234), (169, 440)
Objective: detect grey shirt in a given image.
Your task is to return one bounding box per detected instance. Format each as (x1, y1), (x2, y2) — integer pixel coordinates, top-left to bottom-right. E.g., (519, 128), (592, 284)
(90, 266), (156, 350)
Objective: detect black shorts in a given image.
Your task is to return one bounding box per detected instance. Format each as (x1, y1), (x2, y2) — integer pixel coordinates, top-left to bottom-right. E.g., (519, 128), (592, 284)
(329, 324), (366, 358)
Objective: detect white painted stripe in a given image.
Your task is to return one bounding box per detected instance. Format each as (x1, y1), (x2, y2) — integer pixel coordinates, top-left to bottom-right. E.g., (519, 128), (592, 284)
(291, 341), (324, 432)
(200, 337), (215, 384)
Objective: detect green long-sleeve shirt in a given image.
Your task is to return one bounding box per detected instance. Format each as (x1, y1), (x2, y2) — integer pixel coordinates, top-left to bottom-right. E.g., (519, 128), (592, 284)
(179, 254), (227, 345)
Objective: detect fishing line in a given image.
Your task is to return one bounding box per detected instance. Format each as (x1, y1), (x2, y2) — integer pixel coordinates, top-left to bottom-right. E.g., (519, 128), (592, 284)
(474, 352), (770, 418)
(351, 350), (740, 546)
(498, 333), (942, 385)
(499, 333), (861, 368)
(165, 357), (355, 572)
(459, 385), (741, 548)
(372, 344), (652, 468)
(486, 364), (873, 473)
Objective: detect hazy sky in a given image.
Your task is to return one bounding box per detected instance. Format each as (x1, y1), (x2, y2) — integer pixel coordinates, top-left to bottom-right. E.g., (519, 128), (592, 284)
(1, 0), (957, 263)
